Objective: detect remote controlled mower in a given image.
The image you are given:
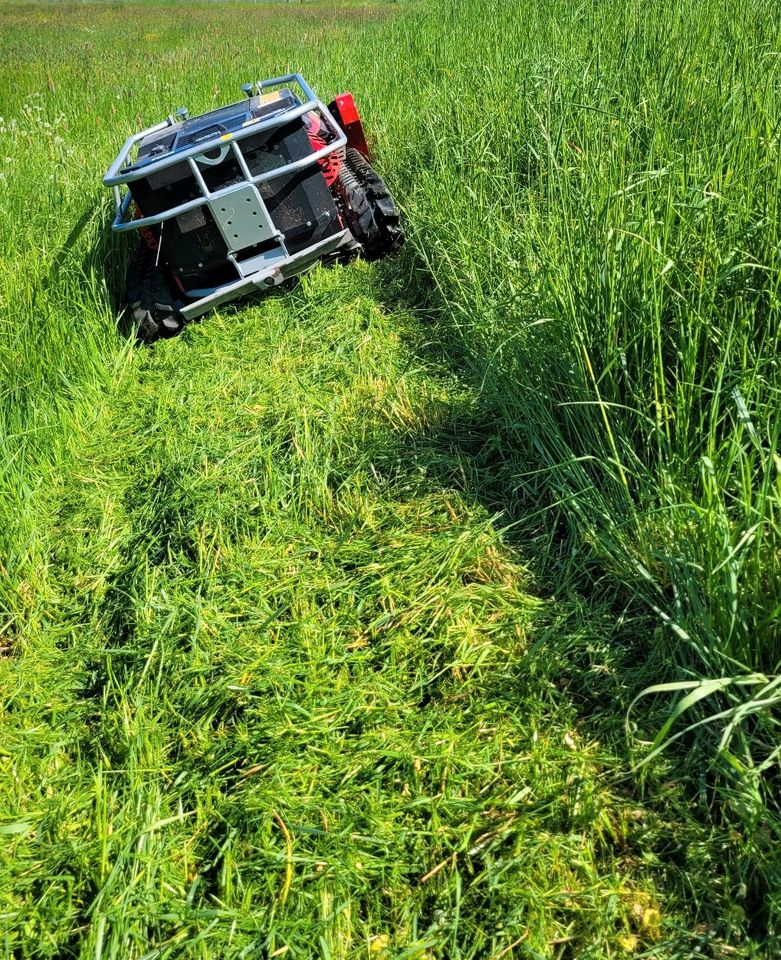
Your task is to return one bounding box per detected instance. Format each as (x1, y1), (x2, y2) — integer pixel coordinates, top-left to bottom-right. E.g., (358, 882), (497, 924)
(104, 74), (403, 341)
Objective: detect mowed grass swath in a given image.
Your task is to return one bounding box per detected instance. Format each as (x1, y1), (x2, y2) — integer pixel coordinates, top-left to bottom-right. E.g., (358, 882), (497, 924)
(1, 0), (780, 957)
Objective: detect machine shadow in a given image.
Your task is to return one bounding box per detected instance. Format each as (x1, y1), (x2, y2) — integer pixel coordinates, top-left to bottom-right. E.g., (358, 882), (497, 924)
(55, 197), (137, 337)
(87, 211), (652, 779)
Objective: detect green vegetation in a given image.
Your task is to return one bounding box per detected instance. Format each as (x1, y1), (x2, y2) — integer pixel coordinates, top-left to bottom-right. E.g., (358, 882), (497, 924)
(1, 0), (779, 956)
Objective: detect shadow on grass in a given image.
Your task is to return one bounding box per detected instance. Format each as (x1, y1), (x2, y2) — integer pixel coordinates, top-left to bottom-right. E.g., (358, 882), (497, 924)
(89, 214), (664, 756)
(51, 197), (128, 312)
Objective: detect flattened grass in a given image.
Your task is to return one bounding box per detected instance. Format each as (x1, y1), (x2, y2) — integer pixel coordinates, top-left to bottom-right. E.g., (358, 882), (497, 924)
(3, 268), (694, 957)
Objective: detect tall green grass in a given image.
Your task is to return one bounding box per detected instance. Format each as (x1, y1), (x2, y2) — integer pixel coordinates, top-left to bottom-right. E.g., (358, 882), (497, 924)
(378, 0), (781, 835)
(1, 0), (780, 954)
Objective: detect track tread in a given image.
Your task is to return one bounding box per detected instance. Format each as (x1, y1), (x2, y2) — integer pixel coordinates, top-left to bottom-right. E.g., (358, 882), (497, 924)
(336, 148), (404, 261)
(126, 241), (183, 343)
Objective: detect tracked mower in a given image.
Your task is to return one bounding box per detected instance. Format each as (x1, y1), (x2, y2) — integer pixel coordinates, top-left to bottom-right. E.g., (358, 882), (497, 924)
(104, 75), (403, 341)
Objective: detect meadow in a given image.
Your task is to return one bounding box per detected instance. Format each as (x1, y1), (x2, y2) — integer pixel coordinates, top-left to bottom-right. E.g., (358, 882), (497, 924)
(0, 0), (779, 956)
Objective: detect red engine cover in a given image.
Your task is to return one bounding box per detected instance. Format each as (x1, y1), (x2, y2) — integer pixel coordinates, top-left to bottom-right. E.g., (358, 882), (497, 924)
(306, 113), (342, 186)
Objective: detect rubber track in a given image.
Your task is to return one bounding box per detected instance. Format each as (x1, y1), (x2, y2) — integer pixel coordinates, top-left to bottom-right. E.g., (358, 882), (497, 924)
(126, 240), (183, 343)
(336, 148), (404, 261)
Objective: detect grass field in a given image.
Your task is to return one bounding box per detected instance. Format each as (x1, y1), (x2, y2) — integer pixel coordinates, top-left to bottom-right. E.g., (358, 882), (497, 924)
(1, 0), (780, 956)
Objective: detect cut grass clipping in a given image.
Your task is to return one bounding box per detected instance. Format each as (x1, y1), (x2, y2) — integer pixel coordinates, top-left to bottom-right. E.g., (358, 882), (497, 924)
(1, 0), (780, 956)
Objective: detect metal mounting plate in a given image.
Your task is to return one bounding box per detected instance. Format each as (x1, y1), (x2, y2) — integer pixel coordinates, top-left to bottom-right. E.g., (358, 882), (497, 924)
(209, 183), (276, 252)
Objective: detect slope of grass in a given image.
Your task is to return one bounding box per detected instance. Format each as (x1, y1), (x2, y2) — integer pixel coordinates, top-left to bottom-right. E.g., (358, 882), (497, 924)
(0, 268), (698, 957)
(0, 0), (779, 955)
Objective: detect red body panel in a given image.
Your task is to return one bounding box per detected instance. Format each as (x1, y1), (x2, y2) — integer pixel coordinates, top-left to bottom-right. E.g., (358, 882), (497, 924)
(330, 92), (371, 159)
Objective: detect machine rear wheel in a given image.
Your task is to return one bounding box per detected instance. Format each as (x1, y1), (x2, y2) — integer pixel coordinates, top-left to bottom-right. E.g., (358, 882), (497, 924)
(126, 241), (184, 343)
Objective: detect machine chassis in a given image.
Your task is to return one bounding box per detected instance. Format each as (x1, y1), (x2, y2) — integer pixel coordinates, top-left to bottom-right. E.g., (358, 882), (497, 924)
(103, 73), (355, 324)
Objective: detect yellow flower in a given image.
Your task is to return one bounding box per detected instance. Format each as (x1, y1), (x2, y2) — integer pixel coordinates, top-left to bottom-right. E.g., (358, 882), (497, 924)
(641, 907), (662, 937)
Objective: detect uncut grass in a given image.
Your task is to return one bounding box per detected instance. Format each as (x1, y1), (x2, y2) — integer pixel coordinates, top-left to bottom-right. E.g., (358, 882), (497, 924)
(374, 0), (781, 882)
(403, 0), (781, 675)
(3, 269), (684, 958)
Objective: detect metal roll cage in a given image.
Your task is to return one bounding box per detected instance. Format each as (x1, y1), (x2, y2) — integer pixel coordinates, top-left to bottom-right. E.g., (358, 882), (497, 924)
(103, 74), (350, 320)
